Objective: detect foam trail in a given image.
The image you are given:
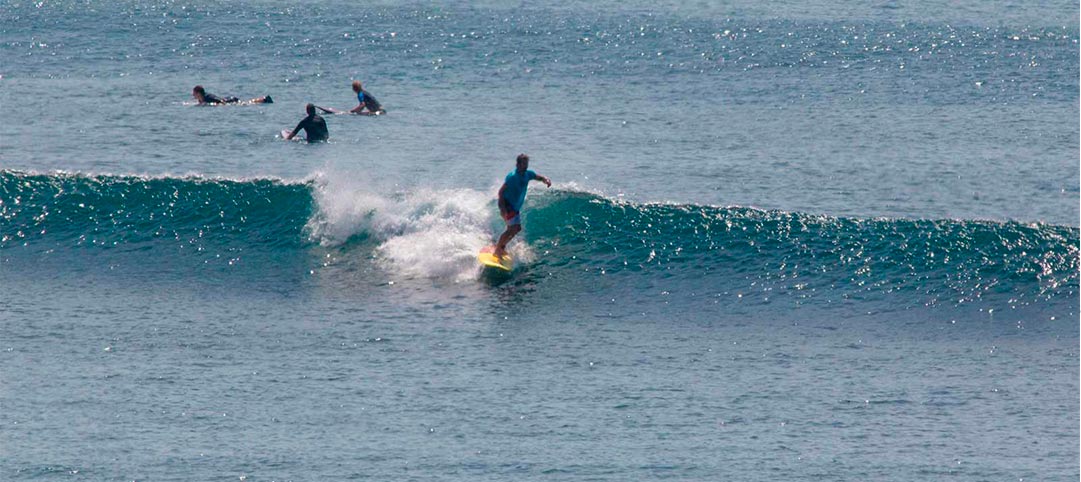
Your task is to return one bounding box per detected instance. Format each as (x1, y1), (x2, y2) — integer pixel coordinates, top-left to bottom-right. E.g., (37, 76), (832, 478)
(306, 173), (512, 280)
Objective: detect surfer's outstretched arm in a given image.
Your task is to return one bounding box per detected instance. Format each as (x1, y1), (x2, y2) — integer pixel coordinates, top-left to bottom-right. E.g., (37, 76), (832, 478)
(316, 105), (342, 114)
(533, 174), (552, 187)
(285, 122), (303, 140)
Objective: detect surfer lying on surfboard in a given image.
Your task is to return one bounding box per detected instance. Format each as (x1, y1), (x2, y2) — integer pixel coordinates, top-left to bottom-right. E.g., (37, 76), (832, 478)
(192, 85), (272, 105)
(494, 153), (551, 258)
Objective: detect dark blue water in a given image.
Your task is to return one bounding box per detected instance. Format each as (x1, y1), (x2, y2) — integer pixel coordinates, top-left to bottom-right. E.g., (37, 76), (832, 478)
(1, 1), (1078, 480)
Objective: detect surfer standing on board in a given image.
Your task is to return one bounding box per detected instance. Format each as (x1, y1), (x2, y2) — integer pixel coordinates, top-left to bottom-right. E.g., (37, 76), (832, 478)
(494, 153), (552, 258)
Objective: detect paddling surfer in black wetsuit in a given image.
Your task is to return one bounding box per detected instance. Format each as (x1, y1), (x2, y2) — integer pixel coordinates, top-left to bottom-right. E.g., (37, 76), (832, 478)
(285, 103), (329, 142)
(192, 85), (272, 105)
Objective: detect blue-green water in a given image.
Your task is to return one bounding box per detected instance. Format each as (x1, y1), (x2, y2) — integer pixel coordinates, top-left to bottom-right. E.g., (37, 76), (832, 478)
(1, 1), (1078, 480)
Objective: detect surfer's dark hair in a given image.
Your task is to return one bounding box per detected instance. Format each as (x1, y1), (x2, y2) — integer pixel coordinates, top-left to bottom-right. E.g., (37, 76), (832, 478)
(306, 103), (316, 115)
(517, 153), (529, 163)
(193, 85), (205, 94)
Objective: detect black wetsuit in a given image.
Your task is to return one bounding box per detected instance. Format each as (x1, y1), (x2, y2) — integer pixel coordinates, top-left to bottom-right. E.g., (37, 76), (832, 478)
(358, 89), (383, 113)
(203, 93), (240, 104)
(293, 114), (329, 142)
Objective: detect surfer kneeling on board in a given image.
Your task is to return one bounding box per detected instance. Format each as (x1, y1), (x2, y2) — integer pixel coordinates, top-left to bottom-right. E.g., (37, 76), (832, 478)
(494, 153), (552, 258)
(319, 80), (385, 115)
(285, 104), (329, 142)
(350, 80), (385, 115)
(192, 85), (272, 105)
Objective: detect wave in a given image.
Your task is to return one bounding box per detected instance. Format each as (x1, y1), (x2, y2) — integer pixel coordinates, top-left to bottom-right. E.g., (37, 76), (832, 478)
(0, 170), (312, 250)
(526, 190), (1078, 310)
(2, 170), (1077, 309)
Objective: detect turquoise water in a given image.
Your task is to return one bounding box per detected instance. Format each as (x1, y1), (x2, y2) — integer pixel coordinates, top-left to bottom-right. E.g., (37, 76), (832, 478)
(1, 1), (1078, 480)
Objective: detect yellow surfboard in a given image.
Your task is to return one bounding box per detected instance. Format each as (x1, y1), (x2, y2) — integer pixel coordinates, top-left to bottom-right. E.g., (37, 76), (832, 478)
(478, 245), (513, 271)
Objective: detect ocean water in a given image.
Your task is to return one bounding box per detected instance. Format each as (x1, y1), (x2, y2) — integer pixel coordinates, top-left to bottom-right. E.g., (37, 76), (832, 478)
(1, 1), (1078, 480)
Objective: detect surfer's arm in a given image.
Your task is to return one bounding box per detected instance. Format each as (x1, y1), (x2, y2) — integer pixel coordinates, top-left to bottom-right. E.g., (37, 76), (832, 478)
(285, 121), (303, 140)
(533, 174), (552, 187)
(349, 103), (366, 114)
(497, 183), (510, 215)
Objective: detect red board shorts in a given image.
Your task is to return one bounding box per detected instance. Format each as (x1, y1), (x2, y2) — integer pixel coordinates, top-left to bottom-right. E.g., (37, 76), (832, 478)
(503, 210), (521, 226)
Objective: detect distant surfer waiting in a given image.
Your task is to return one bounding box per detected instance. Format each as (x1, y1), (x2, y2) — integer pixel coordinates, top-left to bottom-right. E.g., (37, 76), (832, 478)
(284, 104), (329, 142)
(318, 80), (385, 116)
(192, 85), (272, 105)
(350, 80), (384, 115)
(494, 154), (552, 258)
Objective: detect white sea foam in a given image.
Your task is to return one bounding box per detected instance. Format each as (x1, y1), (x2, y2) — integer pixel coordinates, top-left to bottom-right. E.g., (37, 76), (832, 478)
(305, 172), (533, 280)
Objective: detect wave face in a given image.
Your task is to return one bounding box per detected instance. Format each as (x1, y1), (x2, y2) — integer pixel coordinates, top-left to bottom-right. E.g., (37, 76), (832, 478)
(0, 170), (312, 252)
(2, 171), (1077, 314)
(526, 191), (1078, 314)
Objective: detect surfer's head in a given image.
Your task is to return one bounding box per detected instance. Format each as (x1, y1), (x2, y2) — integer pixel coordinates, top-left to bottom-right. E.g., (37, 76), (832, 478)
(516, 153), (530, 172)
(352, 80), (362, 93)
(192, 85), (206, 101)
(306, 103), (316, 116)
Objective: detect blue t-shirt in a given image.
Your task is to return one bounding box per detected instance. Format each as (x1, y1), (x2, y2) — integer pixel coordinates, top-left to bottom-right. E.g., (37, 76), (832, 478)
(357, 90), (382, 111)
(502, 170), (537, 212)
